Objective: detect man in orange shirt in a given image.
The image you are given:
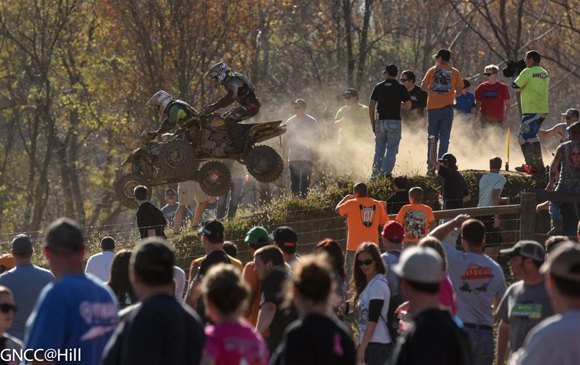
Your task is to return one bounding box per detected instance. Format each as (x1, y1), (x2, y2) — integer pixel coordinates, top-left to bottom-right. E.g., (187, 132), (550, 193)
(336, 182), (389, 280)
(395, 187), (437, 247)
(421, 49), (464, 172)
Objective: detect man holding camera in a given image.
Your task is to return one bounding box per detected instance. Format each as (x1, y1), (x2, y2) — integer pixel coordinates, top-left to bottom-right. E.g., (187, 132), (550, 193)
(513, 50), (550, 175)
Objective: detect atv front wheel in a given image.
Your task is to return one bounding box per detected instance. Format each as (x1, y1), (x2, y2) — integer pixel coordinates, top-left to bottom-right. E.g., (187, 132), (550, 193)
(197, 161), (231, 197)
(245, 145), (284, 183)
(114, 173), (151, 209)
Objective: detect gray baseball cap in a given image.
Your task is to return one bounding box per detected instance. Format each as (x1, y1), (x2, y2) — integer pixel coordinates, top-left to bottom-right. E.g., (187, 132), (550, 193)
(12, 234), (33, 255)
(540, 242), (580, 281)
(392, 246), (442, 284)
(500, 240), (545, 262)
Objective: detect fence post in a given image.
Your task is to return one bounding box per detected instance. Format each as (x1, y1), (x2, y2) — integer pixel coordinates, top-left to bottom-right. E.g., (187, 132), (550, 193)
(519, 192), (536, 240)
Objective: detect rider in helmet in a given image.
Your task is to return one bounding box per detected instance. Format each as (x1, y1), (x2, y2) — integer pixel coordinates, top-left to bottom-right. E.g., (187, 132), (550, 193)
(146, 90), (195, 139)
(204, 62), (260, 154)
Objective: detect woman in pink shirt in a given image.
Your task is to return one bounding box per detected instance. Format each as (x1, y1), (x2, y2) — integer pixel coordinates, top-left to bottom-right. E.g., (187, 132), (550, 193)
(419, 237), (457, 315)
(201, 264), (269, 365)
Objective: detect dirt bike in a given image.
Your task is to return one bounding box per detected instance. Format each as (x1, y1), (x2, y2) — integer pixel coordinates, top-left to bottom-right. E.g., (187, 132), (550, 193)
(114, 102), (286, 208)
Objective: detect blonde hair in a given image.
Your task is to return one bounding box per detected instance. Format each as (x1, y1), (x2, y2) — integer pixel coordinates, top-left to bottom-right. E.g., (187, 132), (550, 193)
(484, 64), (499, 74)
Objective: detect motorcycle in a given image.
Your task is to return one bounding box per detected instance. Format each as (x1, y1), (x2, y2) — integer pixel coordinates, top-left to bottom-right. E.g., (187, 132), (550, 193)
(114, 102), (286, 208)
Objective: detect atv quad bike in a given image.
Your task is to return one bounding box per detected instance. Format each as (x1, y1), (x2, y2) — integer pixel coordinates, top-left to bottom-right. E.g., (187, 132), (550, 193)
(114, 103), (285, 208)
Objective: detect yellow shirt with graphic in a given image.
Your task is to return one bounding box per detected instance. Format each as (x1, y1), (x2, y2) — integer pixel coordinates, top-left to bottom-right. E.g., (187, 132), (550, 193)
(514, 66), (549, 114)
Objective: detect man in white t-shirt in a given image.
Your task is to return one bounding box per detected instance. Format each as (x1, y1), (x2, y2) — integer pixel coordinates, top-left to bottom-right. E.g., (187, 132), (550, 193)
(511, 242), (580, 365)
(85, 236), (116, 282)
(478, 156), (507, 245)
(282, 99), (321, 198)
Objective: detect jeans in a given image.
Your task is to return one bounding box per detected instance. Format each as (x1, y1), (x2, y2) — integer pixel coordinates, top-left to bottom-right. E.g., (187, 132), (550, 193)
(372, 119), (401, 178)
(426, 106), (454, 169)
(364, 342), (393, 365)
(464, 326), (494, 365)
(289, 160), (313, 197)
(216, 177), (244, 220)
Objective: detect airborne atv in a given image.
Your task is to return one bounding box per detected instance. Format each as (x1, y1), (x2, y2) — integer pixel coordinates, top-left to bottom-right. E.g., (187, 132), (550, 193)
(114, 103), (285, 208)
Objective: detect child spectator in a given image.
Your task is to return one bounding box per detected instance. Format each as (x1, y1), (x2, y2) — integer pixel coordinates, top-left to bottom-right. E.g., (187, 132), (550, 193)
(201, 264), (268, 365)
(395, 187), (436, 245)
(454, 79), (476, 115)
(387, 177), (410, 215)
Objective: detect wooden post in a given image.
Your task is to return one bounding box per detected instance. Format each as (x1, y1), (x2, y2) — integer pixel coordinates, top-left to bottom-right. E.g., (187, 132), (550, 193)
(519, 192), (536, 240)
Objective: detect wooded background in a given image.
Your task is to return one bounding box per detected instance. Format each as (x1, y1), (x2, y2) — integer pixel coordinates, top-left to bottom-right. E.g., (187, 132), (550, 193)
(0, 0), (577, 239)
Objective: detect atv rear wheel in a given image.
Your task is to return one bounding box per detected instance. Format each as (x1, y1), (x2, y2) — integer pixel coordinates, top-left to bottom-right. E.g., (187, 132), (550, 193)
(114, 173), (151, 209)
(158, 140), (196, 178)
(245, 145), (284, 183)
(197, 161), (231, 197)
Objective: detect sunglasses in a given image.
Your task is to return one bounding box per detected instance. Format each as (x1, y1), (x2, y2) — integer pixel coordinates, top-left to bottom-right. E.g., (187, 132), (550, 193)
(357, 259), (374, 266)
(484, 73), (495, 76)
(0, 304), (17, 313)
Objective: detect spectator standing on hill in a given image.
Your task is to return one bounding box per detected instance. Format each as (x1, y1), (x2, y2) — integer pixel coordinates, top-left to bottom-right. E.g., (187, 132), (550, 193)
(387, 176), (410, 215)
(421, 49), (464, 172)
(496, 241), (553, 365)
(161, 188), (193, 230)
(334, 88), (370, 145)
(242, 227), (272, 327)
(538, 107), (579, 142)
(103, 238), (204, 365)
(429, 147), (469, 210)
(201, 264), (268, 365)
(271, 255), (356, 365)
(369, 64), (412, 179)
(26, 218), (118, 365)
(395, 187), (437, 245)
(474, 64), (510, 130)
(217, 160), (245, 220)
(336, 183), (389, 280)
(514, 50), (550, 174)
(351, 243), (393, 365)
(176, 179), (217, 229)
(0, 234), (54, 342)
(399, 70), (428, 125)
(478, 157), (507, 245)
(254, 245), (297, 354)
(454, 79), (476, 115)
(511, 242), (580, 365)
(546, 122), (580, 236)
(135, 185), (166, 239)
(389, 246), (471, 365)
(85, 236), (116, 282)
(282, 99), (321, 198)
(430, 216), (506, 365)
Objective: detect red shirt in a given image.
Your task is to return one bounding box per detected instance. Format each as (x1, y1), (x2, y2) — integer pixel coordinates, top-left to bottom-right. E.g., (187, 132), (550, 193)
(474, 81), (510, 122)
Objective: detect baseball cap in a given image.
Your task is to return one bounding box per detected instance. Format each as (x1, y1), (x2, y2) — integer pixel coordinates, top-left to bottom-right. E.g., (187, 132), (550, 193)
(392, 246), (442, 284)
(245, 226), (271, 248)
(199, 219), (225, 244)
(272, 226), (298, 254)
(500, 240), (545, 262)
(434, 49), (451, 62)
(11, 234), (33, 255)
(561, 108), (579, 119)
(438, 153), (457, 166)
(343, 88), (358, 98)
(100, 236), (116, 250)
(540, 242), (580, 281)
(381, 221), (405, 243)
(0, 254), (15, 270)
(291, 99), (307, 107)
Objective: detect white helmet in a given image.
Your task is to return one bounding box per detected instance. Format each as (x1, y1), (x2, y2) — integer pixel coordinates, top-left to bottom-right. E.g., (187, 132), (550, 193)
(146, 90), (173, 114)
(207, 62), (229, 82)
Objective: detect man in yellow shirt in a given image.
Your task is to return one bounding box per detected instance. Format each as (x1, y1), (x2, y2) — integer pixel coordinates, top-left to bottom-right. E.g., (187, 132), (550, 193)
(421, 49), (464, 173)
(514, 50), (550, 175)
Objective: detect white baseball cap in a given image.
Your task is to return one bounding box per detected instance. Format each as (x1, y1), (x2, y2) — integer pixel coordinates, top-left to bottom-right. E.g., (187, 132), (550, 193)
(392, 246), (442, 284)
